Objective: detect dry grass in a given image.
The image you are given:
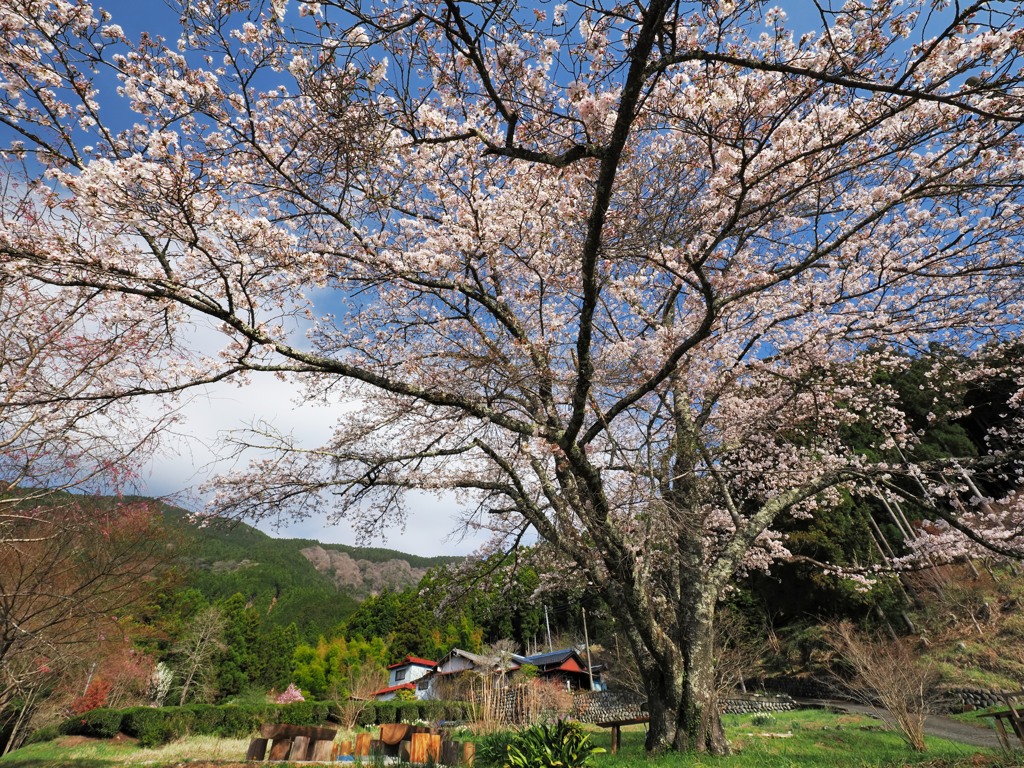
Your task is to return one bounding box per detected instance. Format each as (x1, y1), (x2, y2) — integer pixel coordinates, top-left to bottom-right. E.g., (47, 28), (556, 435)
(827, 621), (938, 752)
(128, 735), (251, 763)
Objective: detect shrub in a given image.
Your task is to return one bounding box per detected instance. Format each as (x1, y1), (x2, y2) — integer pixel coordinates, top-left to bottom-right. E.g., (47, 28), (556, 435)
(24, 724), (59, 744)
(69, 678), (112, 714)
(275, 700), (330, 725)
(399, 702), (420, 723)
(79, 700), (331, 748)
(445, 701), (472, 722)
(59, 707), (123, 739)
(373, 701), (398, 725)
(218, 704), (268, 738)
(750, 712), (776, 726)
(827, 620), (937, 752)
(183, 703), (224, 733)
(356, 703), (378, 727)
(122, 707), (175, 748)
(504, 721), (604, 768)
(473, 729), (520, 768)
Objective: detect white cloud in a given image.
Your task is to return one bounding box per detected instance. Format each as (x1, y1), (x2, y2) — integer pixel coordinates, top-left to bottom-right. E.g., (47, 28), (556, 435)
(138, 375), (492, 558)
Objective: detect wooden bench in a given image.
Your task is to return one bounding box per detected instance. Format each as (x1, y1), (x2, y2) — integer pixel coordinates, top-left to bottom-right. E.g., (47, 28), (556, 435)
(978, 691), (1024, 751)
(246, 723), (338, 762)
(596, 717), (649, 754)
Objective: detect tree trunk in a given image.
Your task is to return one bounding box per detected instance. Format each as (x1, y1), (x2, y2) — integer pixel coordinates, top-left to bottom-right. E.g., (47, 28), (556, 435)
(678, 613), (728, 755)
(641, 604), (728, 755)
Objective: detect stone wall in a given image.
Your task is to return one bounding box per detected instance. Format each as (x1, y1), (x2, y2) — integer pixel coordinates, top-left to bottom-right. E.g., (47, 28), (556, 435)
(721, 694), (797, 715)
(483, 688), (795, 725)
(937, 688), (1024, 713)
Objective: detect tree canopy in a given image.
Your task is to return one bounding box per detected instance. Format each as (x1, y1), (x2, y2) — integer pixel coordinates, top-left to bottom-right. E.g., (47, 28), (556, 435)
(3, 0), (1024, 754)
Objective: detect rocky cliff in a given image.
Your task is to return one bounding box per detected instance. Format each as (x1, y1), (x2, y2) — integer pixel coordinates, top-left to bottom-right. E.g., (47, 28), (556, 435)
(300, 545), (429, 595)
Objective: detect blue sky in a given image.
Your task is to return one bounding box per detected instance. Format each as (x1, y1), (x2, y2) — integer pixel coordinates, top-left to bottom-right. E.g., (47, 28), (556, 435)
(80, 1), (494, 556)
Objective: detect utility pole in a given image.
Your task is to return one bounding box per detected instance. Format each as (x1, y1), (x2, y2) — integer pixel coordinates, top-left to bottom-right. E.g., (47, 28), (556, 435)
(544, 605), (553, 652)
(582, 607), (595, 691)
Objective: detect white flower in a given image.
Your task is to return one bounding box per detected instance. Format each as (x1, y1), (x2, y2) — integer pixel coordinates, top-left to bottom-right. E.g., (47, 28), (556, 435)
(366, 57), (388, 88)
(346, 26), (370, 47)
(288, 54), (309, 77)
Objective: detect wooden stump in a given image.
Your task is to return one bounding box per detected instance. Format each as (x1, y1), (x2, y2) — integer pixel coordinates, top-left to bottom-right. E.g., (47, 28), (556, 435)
(310, 739), (334, 761)
(288, 735), (311, 761)
(245, 737), (268, 761)
(355, 732), (372, 756)
(440, 740), (458, 766)
(409, 732), (428, 763)
(428, 734), (441, 762)
(339, 739), (353, 755)
(268, 738), (292, 760)
(399, 739), (411, 762)
(462, 741), (476, 767)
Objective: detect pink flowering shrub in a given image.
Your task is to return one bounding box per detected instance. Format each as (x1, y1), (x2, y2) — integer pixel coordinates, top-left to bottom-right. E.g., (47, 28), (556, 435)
(275, 683), (305, 704)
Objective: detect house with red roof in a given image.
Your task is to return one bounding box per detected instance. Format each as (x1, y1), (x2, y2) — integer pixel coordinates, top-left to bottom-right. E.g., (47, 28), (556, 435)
(372, 655), (437, 701)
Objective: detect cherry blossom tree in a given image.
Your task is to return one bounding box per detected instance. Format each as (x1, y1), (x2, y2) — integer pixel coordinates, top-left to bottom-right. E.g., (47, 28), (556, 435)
(0, 498), (164, 732)
(0, 280), (174, 509)
(3, 0), (1024, 753)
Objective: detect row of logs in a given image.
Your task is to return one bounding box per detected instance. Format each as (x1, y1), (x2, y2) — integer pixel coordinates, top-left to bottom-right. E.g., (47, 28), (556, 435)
(246, 725), (477, 765)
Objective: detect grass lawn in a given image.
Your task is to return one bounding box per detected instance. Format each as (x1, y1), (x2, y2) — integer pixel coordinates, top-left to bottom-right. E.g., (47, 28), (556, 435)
(0, 710), (1010, 768)
(585, 710), (1006, 768)
(0, 734), (253, 768)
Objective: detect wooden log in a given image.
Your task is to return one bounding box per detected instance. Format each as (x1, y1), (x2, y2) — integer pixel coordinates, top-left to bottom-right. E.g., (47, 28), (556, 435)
(381, 723), (411, 745)
(268, 738), (292, 760)
(339, 739), (353, 756)
(428, 734), (441, 762)
(261, 723), (338, 741)
(409, 732), (430, 763)
(461, 741), (476, 767)
(288, 735), (311, 761)
(310, 739), (335, 761)
(440, 740), (458, 767)
(245, 737), (268, 761)
(355, 732), (372, 756)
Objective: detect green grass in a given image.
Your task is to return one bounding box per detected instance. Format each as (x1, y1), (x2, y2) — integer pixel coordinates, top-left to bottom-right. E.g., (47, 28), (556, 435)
(0, 710), (1005, 768)
(0, 735), (251, 767)
(584, 710), (999, 768)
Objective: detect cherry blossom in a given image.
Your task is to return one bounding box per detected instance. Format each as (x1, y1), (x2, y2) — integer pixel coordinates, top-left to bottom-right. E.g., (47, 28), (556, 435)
(2, 0), (1024, 755)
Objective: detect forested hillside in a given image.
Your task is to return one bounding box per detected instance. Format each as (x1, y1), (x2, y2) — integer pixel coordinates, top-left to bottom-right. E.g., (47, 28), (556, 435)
(156, 502), (457, 640)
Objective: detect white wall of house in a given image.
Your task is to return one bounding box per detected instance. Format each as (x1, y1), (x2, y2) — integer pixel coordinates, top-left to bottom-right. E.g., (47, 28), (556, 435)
(389, 663), (433, 688)
(436, 655), (475, 674)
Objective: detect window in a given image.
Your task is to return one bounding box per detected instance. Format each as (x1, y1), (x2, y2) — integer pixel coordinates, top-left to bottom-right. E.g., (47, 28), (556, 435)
(395, 669), (406, 681)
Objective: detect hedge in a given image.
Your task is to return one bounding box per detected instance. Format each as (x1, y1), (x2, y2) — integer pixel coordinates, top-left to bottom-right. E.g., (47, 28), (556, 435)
(58, 707), (124, 739)
(59, 699), (474, 746)
(354, 700), (472, 726)
(61, 701), (307, 746)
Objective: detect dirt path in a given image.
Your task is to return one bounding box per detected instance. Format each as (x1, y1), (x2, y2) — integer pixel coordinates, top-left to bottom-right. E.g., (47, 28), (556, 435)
(794, 698), (1007, 749)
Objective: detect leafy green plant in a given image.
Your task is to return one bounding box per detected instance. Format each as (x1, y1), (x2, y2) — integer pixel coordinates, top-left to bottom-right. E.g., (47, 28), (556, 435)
(474, 729), (520, 767)
(23, 724), (59, 744)
(750, 712), (776, 727)
(504, 720), (604, 768)
(58, 707), (123, 739)
(121, 707), (174, 747)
